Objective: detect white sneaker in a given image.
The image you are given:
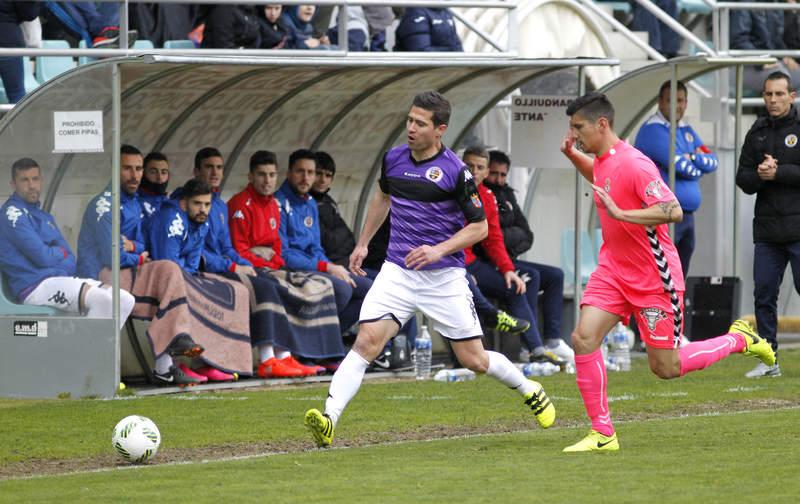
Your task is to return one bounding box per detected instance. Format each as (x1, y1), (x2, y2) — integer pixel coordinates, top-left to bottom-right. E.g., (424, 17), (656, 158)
(745, 362), (781, 378)
(546, 339), (575, 363)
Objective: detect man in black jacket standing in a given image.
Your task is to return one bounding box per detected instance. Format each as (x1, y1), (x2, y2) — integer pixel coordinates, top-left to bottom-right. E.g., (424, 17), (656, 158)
(484, 150), (572, 362)
(736, 71), (800, 378)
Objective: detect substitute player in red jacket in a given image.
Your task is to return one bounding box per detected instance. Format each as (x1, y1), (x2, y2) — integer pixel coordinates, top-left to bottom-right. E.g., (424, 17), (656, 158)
(559, 92), (775, 452)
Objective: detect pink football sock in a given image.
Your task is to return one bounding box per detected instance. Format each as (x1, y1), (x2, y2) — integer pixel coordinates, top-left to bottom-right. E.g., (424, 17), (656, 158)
(575, 349), (614, 437)
(679, 333), (745, 376)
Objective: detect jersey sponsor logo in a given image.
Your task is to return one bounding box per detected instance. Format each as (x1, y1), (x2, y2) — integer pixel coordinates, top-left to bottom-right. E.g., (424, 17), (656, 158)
(95, 196), (111, 222)
(644, 179), (663, 199)
(5, 206), (22, 228)
(640, 307), (668, 332)
(425, 166), (443, 183)
(402, 171), (421, 178)
(167, 213), (185, 238)
(303, 216), (314, 228)
(269, 217), (277, 229)
(413, 16), (425, 23)
(684, 131), (694, 144)
(785, 134), (798, 148)
(470, 193), (482, 208)
(232, 210), (245, 220)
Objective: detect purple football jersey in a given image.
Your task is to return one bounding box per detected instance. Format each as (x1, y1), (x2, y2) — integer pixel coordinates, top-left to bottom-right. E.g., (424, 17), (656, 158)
(379, 144), (485, 270)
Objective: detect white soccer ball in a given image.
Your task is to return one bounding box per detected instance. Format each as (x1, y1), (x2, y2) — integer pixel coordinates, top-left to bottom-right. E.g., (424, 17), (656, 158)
(111, 415), (161, 464)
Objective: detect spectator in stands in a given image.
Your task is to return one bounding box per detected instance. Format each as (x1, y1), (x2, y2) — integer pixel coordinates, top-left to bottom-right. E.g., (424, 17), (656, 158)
(228, 150), (346, 375)
(462, 146), (567, 365)
(182, 147), (329, 379)
(394, 7), (462, 52)
(484, 150), (572, 362)
(635, 80), (718, 275)
(44, 2), (135, 48)
(310, 151), (356, 267)
(363, 6), (395, 51)
(328, 6), (369, 51)
(139, 151), (170, 220)
(736, 71), (800, 378)
(631, 0), (680, 59)
(76, 145), (216, 387)
(730, 3), (800, 93)
(201, 4), (260, 49)
(282, 5), (334, 50)
(148, 178), (254, 382)
(258, 4), (288, 49)
(0, 0), (38, 103)
(277, 148), (373, 334)
(0, 157), (134, 327)
(785, 0), (800, 50)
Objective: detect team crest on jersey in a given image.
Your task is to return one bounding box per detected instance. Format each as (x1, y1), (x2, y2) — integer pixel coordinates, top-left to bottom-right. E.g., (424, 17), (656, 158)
(425, 166), (443, 182)
(470, 193), (482, 208)
(785, 134), (798, 148)
(95, 196), (111, 222)
(684, 131), (694, 144)
(232, 210), (244, 220)
(167, 213), (185, 238)
(5, 206), (22, 228)
(303, 216), (313, 228)
(644, 179), (663, 199)
(269, 217), (277, 229)
(640, 307), (667, 332)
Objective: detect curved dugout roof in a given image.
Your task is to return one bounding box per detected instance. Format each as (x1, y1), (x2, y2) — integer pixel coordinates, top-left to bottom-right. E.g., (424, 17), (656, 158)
(599, 55), (775, 139)
(0, 55), (617, 233)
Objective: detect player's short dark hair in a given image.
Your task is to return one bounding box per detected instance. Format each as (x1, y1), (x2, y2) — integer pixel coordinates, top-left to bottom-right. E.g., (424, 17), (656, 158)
(288, 149), (317, 170)
(763, 71), (795, 93)
(463, 145), (489, 160)
(412, 90), (451, 127)
(144, 151), (168, 167)
(566, 92), (615, 127)
(658, 80), (688, 99)
(194, 147), (223, 169)
(315, 151), (336, 175)
(489, 150), (511, 167)
(11, 157), (39, 180)
(249, 150), (278, 173)
(180, 178), (212, 200)
(121, 144), (142, 157)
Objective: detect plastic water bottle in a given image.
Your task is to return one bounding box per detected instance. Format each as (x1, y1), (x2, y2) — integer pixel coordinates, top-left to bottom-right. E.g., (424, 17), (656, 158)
(600, 334), (610, 366)
(414, 325), (432, 380)
(520, 362), (560, 377)
(610, 322), (631, 372)
(433, 368), (476, 382)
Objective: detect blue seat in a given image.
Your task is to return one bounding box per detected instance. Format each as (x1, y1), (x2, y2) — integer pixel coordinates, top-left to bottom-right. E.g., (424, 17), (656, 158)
(36, 40), (76, 83)
(132, 39), (154, 49)
(596, 0), (631, 14)
(23, 58), (39, 94)
(164, 39), (195, 49)
(77, 39), (96, 66)
(679, 0), (712, 15)
(561, 229), (597, 286)
(0, 274), (59, 316)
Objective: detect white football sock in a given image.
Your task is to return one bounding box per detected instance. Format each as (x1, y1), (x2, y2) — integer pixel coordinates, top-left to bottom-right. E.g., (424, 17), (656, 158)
(155, 354), (172, 374)
(486, 350), (535, 396)
(258, 344), (275, 362)
(84, 286), (135, 330)
(324, 350), (370, 426)
(275, 348), (291, 360)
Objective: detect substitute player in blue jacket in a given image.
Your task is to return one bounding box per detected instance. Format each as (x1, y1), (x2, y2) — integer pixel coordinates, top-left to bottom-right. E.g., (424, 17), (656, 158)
(138, 151), (171, 220)
(148, 182), (210, 274)
(635, 80), (718, 274)
(303, 91), (556, 448)
(0, 157), (134, 328)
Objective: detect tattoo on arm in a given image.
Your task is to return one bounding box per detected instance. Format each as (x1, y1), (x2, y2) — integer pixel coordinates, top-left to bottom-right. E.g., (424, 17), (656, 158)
(658, 202), (679, 221)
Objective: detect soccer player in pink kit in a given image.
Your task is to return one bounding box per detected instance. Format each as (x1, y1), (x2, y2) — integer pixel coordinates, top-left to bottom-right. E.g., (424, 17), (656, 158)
(559, 92), (776, 452)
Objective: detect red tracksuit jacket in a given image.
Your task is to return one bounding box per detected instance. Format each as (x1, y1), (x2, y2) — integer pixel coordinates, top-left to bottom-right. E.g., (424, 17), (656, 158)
(465, 183), (515, 273)
(227, 183), (285, 270)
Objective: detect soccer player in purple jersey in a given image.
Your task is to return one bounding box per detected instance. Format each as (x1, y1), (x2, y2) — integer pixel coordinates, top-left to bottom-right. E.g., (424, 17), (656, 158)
(303, 91), (556, 447)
